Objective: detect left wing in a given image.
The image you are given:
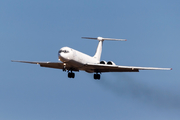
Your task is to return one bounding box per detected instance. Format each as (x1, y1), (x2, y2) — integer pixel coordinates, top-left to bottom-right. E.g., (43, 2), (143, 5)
(11, 60), (64, 69)
(83, 63), (172, 72)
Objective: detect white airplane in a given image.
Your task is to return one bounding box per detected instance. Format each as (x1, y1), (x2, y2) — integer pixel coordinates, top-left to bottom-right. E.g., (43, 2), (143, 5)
(12, 37), (172, 80)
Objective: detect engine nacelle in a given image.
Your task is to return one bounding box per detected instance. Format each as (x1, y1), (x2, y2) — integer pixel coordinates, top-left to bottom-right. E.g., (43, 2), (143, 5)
(100, 60), (107, 64)
(107, 61), (116, 65)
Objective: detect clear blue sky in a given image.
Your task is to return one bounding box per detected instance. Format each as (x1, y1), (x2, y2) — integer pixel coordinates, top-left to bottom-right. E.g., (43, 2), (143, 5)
(1, 0), (180, 119)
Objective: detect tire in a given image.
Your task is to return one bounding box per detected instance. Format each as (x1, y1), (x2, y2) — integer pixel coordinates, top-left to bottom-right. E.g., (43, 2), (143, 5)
(72, 73), (75, 78)
(94, 74), (100, 80)
(68, 73), (71, 78)
(94, 74), (97, 79)
(68, 72), (75, 78)
(97, 74), (100, 80)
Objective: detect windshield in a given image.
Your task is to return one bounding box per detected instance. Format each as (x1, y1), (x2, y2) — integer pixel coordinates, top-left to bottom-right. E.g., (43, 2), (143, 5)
(58, 50), (69, 53)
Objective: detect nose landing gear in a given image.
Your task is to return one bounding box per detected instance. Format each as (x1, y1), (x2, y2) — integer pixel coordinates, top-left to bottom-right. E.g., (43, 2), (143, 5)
(63, 63), (67, 71)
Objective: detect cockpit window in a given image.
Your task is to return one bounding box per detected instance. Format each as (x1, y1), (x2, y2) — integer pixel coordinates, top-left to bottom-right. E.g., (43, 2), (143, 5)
(58, 50), (69, 53)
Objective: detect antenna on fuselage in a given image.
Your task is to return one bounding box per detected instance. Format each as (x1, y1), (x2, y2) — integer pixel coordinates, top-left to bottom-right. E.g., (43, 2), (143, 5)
(81, 37), (126, 62)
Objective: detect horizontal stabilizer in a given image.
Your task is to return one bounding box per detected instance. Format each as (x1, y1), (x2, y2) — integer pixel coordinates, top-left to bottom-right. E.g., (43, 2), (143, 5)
(82, 37), (127, 41)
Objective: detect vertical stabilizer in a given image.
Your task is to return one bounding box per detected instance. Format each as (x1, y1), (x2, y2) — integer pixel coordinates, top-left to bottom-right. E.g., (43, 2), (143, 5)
(82, 36), (126, 62)
(93, 40), (103, 61)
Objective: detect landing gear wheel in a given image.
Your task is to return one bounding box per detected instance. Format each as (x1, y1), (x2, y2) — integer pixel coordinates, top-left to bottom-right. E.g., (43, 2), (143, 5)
(68, 72), (75, 78)
(94, 74), (100, 80)
(72, 73), (75, 78)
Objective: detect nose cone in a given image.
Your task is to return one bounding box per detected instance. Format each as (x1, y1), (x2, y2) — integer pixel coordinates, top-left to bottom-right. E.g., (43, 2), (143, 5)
(58, 47), (72, 62)
(58, 52), (68, 62)
(58, 52), (63, 59)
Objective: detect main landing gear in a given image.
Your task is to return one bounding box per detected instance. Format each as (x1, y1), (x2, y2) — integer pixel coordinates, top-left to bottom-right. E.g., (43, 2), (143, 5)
(68, 71), (75, 78)
(94, 73), (100, 80)
(63, 64), (100, 79)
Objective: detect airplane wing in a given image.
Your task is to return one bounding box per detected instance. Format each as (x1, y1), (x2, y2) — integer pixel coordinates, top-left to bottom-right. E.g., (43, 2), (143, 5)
(84, 63), (172, 72)
(11, 60), (64, 69)
(12, 60), (172, 73)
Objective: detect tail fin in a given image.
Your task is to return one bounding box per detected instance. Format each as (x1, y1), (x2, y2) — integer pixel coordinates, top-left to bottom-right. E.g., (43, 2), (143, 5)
(93, 40), (103, 61)
(82, 37), (126, 61)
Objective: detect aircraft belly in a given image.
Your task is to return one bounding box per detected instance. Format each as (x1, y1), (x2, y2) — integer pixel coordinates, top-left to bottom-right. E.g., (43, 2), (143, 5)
(66, 60), (84, 71)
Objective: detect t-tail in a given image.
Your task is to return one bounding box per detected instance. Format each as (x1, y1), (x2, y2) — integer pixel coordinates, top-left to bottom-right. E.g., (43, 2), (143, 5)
(82, 37), (127, 62)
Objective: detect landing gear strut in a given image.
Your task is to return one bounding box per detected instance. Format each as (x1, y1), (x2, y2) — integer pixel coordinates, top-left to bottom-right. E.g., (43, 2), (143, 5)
(68, 71), (75, 78)
(63, 63), (66, 71)
(94, 73), (100, 80)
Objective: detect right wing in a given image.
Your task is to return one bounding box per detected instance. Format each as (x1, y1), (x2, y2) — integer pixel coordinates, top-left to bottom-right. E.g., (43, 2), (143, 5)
(11, 60), (64, 69)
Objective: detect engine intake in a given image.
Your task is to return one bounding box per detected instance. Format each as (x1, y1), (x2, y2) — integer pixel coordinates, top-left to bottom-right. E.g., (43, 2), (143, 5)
(107, 61), (116, 65)
(100, 60), (107, 64)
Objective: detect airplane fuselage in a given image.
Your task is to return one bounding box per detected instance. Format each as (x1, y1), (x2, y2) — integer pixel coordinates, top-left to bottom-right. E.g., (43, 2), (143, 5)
(58, 47), (99, 72)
